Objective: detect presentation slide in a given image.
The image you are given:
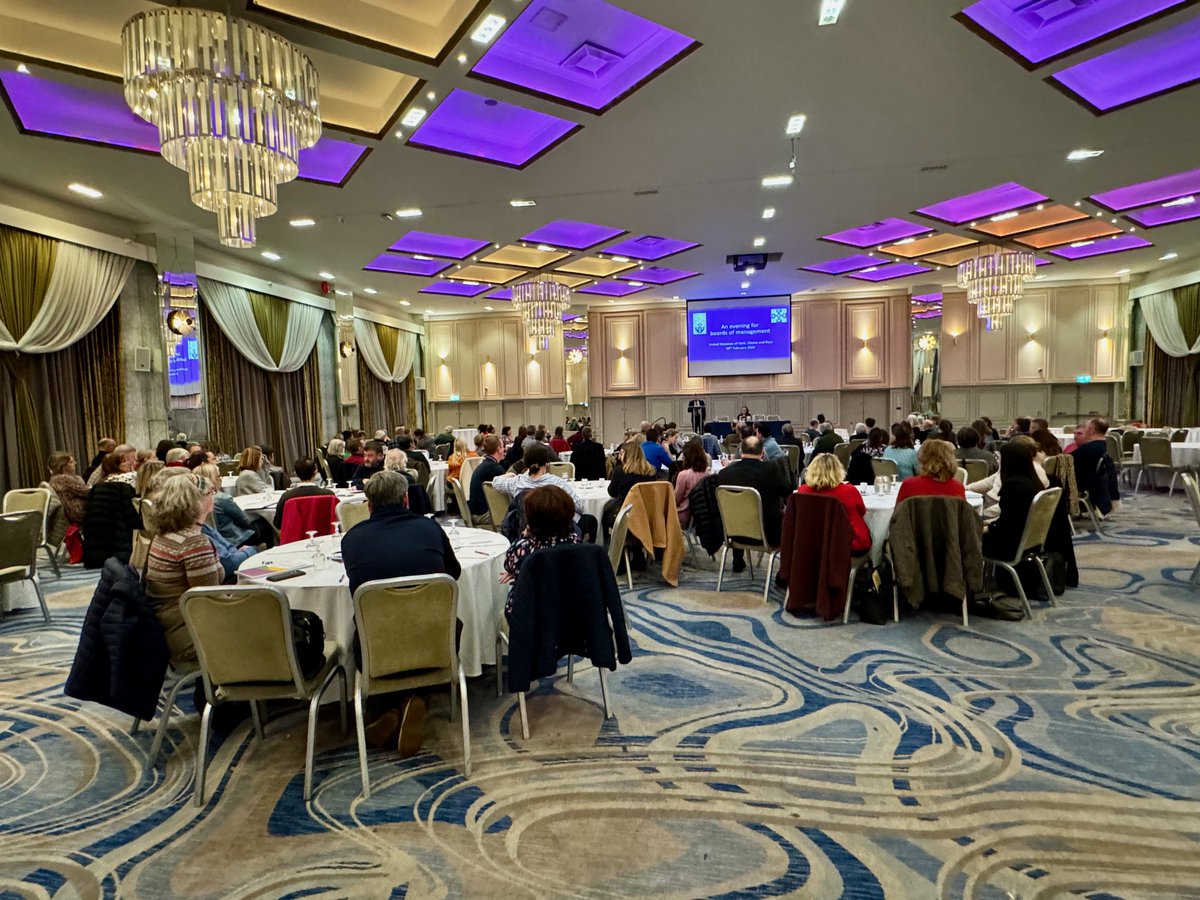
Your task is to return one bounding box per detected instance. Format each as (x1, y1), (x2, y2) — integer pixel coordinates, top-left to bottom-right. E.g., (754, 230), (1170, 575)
(687, 296), (793, 377)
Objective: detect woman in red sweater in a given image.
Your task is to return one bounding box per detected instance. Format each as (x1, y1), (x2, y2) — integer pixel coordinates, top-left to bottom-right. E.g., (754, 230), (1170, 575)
(797, 453), (871, 554)
(549, 425), (572, 454)
(897, 439), (967, 503)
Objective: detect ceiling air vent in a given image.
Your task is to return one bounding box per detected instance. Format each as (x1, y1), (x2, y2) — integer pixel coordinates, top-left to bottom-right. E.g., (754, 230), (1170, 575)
(920, 164), (949, 172)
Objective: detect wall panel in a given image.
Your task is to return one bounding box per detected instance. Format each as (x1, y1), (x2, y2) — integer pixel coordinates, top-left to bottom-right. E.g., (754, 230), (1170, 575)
(1048, 287), (1093, 381)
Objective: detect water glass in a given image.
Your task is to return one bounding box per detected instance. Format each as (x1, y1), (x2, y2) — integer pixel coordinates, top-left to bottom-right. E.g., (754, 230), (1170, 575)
(306, 530), (321, 567)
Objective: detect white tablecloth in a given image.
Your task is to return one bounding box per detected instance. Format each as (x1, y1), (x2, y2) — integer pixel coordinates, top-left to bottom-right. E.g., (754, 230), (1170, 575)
(235, 527), (509, 678)
(452, 428), (478, 449)
(1132, 442), (1200, 468)
(428, 461), (448, 511)
(573, 480), (613, 534)
(861, 488), (984, 565)
(1185, 428), (1200, 444)
(231, 489), (365, 523)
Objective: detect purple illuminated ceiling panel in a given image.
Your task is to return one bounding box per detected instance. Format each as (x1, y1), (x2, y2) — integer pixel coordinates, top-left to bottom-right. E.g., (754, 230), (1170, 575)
(471, 0), (698, 112)
(419, 280), (492, 297)
(917, 183), (1048, 225)
(847, 263), (932, 283)
(405, 88), (579, 168)
(363, 254), (452, 277)
(821, 219), (933, 248)
(521, 219), (625, 250)
(486, 288), (513, 300)
(1090, 168), (1200, 211)
(0, 72), (367, 185)
(1051, 16), (1200, 113)
(601, 234), (699, 260)
(1048, 235), (1153, 259)
(801, 255), (881, 275)
(616, 266), (697, 285)
(578, 281), (649, 297)
(912, 292), (943, 303)
(957, 0), (1192, 67)
(388, 231), (491, 259)
(1126, 201), (1200, 228)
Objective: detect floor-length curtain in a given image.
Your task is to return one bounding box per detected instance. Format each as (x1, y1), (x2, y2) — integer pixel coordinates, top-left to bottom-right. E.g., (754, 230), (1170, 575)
(1146, 285), (1200, 426)
(202, 306), (323, 472)
(357, 354), (406, 433)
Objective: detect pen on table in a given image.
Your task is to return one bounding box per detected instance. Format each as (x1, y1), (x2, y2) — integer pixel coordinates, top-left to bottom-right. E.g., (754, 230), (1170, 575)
(339, 573), (346, 583)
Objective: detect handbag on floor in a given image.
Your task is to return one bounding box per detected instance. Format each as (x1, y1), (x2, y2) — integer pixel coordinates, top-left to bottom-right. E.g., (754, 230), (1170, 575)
(290, 610), (326, 679)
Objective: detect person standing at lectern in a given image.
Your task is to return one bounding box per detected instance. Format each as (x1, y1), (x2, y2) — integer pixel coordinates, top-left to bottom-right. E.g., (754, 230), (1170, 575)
(688, 396), (706, 433)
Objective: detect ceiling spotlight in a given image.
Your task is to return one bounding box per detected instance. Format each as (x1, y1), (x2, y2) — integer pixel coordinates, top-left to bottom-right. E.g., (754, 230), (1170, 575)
(394, 208), (423, 218)
(1164, 196), (1196, 208)
(611, 255), (630, 262)
(457, 53), (468, 64)
(289, 217), (316, 227)
(318, 271), (335, 279)
(412, 254), (434, 261)
(1036, 204), (1044, 211)
(1069, 241), (1095, 249)
(400, 300), (412, 306)
(68, 182), (103, 199)
(1067, 149), (1104, 161)
(894, 237), (916, 245)
(363, 288), (377, 295)
(753, 237), (766, 248)
(762, 174), (794, 188)
(401, 108), (427, 128)
(484, 305), (494, 311)
(990, 211), (1019, 222)
(471, 13), (507, 44)
(1116, 268), (1131, 275)
(762, 207), (776, 219)
(510, 199), (536, 208)
(261, 250), (281, 261)
(819, 0), (846, 25)
(1161, 252), (1179, 261)
(1074, 201), (1082, 207)
(746, 266), (757, 275)
(741, 281), (750, 289)
(394, 130), (404, 140)
(16, 63), (30, 74)
(334, 289), (349, 296)
(785, 114), (807, 136)
(535, 244), (556, 252)
(425, 90), (436, 101)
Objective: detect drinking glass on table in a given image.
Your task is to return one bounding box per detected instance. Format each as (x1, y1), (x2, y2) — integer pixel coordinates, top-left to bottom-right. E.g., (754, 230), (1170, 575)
(447, 516), (461, 536)
(306, 530), (321, 567)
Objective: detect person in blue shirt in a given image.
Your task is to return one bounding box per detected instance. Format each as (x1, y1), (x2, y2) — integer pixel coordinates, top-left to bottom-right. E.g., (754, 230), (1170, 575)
(756, 422), (785, 461)
(641, 427), (674, 471)
(200, 522), (253, 583)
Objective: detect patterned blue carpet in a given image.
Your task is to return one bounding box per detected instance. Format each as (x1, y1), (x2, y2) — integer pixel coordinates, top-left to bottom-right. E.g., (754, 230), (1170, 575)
(2, 491), (1200, 898)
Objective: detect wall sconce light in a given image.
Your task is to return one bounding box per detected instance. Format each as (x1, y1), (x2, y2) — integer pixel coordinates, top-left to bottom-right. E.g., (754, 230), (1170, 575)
(338, 340), (354, 358)
(438, 350), (448, 361)
(1026, 328), (1038, 340)
(1100, 328), (1110, 339)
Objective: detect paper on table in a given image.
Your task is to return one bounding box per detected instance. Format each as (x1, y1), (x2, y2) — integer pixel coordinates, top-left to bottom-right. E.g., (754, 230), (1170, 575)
(241, 564), (288, 578)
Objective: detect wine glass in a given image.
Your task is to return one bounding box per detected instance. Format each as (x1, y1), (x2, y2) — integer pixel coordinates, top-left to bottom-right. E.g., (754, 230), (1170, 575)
(306, 530), (320, 567)
(447, 516), (461, 537)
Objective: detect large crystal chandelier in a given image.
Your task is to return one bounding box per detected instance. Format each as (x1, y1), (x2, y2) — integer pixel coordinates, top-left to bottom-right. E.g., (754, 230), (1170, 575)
(512, 276), (572, 350)
(121, 8), (321, 248)
(956, 249), (1036, 331)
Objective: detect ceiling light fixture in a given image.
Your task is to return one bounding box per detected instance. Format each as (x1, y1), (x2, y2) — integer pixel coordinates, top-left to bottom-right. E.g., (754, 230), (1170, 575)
(16, 64), (30, 74)
(990, 211), (1020, 222)
(363, 288), (377, 295)
(401, 108), (427, 128)
(400, 300), (411, 306)
(457, 53), (468, 64)
(746, 266), (757, 275)
(1163, 196), (1196, 208)
(484, 305), (494, 311)
(425, 90), (436, 101)
(535, 244), (556, 252)
(1067, 149), (1104, 161)
(121, 7), (321, 248)
(471, 13), (507, 44)
(318, 271), (335, 279)
(1069, 241), (1095, 249)
(68, 182), (103, 199)
(334, 289), (349, 296)
(394, 208), (423, 218)
(740, 281), (750, 289)
(513, 275), (571, 350)
(956, 249), (1037, 329)
(1160, 252), (1179, 261)
(424, 308), (433, 314)
(762, 207), (776, 219)
(785, 114), (807, 136)
(753, 237), (766, 248)
(819, 0), (846, 26)
(510, 199), (536, 208)
(1116, 268), (1131, 275)
(289, 217), (316, 227)
(261, 251), (281, 261)
(762, 174), (794, 188)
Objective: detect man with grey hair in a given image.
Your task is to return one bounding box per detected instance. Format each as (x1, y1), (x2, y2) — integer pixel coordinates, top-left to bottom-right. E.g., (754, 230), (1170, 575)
(87, 443), (137, 487)
(811, 422), (841, 457)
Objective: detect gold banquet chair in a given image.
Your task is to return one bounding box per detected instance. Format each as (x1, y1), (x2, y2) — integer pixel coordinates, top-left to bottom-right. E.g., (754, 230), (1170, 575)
(981, 487), (1062, 620)
(0, 511), (51, 623)
(336, 500), (370, 533)
(3, 488), (60, 578)
(714, 485), (780, 605)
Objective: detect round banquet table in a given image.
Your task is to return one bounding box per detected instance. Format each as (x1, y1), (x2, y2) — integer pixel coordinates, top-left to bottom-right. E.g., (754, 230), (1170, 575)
(572, 480), (614, 542)
(861, 487), (984, 565)
(231, 488), (365, 523)
(428, 461), (448, 512)
(235, 527), (510, 678)
(1132, 442), (1200, 469)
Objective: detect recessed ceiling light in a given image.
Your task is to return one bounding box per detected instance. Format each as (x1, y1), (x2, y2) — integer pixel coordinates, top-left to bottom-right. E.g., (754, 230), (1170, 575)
(401, 108), (427, 128)
(412, 255), (434, 261)
(762, 207), (776, 219)
(261, 251), (281, 261)
(510, 199), (536, 207)
(363, 288), (377, 295)
(425, 90), (436, 101)
(1036, 204), (1044, 211)
(894, 237), (916, 245)
(483, 305), (494, 311)
(16, 63), (30, 74)
(1069, 241), (1095, 248)
(536, 244), (556, 252)
(745, 266), (757, 275)
(819, 0), (846, 25)
(1067, 149), (1104, 161)
(1116, 268), (1131, 275)
(457, 53), (468, 64)
(762, 174), (794, 188)
(1074, 201), (1082, 207)
(1034, 274), (1047, 280)
(785, 114), (807, 136)
(289, 217), (316, 227)
(394, 130), (404, 140)
(753, 237), (766, 248)
(740, 281), (750, 289)
(627, 281), (644, 287)
(611, 255), (630, 262)
(424, 308), (433, 314)
(990, 211), (1020, 222)
(400, 300), (411, 306)
(394, 208), (422, 218)
(334, 289), (349, 296)
(68, 182), (102, 199)
(318, 271), (335, 279)
(471, 13), (506, 44)
(1163, 196), (1196, 208)
(1160, 252), (1179, 261)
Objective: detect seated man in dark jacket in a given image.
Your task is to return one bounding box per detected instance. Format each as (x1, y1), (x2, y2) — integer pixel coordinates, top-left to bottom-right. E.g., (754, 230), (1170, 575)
(811, 423), (842, 457)
(1070, 416), (1119, 515)
(340, 470), (461, 756)
(468, 434), (505, 523)
(350, 441), (386, 489)
(714, 436), (793, 572)
(571, 427), (608, 481)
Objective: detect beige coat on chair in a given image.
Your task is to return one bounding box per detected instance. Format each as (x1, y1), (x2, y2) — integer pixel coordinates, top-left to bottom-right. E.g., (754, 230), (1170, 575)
(624, 481), (685, 587)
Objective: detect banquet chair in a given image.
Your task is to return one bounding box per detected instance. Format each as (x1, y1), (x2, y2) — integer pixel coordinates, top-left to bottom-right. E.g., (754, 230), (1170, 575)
(129, 530), (152, 574)
(434, 444), (452, 461)
(548, 462), (575, 480)
(352, 574), (468, 797)
(608, 503), (635, 590)
(1105, 433), (1126, 485)
(482, 483), (511, 532)
(714, 485), (779, 604)
(981, 487), (1062, 620)
(336, 500), (371, 532)
(722, 434), (740, 455)
(1179, 473), (1200, 588)
(448, 478), (475, 527)
(1135, 437), (1183, 494)
(279, 494), (340, 544)
(460, 456), (484, 493)
(1120, 430), (1141, 476)
(3, 488), (60, 578)
(767, 415), (780, 421)
(962, 459), (989, 485)
(871, 458), (899, 479)
(179, 585), (347, 805)
(133, 661), (200, 769)
(133, 498), (157, 538)
(0, 511), (51, 623)
(834, 443), (852, 468)
(849, 439), (865, 453)
(783, 444), (802, 478)
(411, 456), (432, 492)
(954, 467), (968, 484)
(218, 461), (237, 477)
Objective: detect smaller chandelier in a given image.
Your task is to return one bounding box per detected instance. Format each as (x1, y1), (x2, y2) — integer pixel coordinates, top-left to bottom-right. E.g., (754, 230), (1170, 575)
(916, 333), (938, 352)
(512, 276), (572, 350)
(566, 348), (586, 365)
(956, 250), (1036, 323)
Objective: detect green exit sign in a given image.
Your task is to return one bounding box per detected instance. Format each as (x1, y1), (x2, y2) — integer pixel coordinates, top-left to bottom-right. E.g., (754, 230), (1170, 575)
(1076, 375), (1092, 384)
(449, 394), (461, 401)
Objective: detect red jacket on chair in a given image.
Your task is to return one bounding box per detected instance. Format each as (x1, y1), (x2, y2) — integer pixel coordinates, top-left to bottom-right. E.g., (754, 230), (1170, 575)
(279, 494), (340, 544)
(777, 492), (855, 621)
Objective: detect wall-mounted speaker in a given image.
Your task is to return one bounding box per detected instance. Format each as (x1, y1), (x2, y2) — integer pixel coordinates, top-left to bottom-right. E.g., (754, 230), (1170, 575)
(1129, 350), (1145, 367)
(414, 376), (426, 391)
(134, 347), (152, 372)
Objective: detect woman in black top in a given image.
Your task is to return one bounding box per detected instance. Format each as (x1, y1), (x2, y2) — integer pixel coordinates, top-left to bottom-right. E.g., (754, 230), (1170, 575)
(602, 440), (660, 540)
(846, 427), (889, 484)
(983, 441), (1040, 562)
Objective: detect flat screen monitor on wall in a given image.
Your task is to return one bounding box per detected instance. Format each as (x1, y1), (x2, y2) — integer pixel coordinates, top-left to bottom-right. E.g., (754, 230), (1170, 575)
(686, 295), (793, 377)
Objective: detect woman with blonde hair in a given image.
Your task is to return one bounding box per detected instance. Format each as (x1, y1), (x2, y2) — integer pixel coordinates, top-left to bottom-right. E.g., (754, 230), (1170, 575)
(602, 440), (660, 543)
(135, 458), (164, 498)
(446, 438), (473, 482)
(233, 445), (271, 496)
(797, 453), (871, 553)
(383, 448), (415, 486)
(897, 438), (967, 503)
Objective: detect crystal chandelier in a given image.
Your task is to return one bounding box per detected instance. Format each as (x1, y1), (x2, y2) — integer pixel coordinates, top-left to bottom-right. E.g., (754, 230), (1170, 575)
(121, 8), (321, 248)
(956, 249), (1036, 330)
(512, 276), (572, 350)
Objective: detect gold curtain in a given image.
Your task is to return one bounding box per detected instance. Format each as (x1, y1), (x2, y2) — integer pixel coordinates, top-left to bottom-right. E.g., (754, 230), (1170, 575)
(248, 290), (289, 367)
(0, 226), (57, 343)
(357, 353), (406, 433)
(375, 321), (400, 370)
(202, 306), (322, 472)
(1146, 285), (1200, 427)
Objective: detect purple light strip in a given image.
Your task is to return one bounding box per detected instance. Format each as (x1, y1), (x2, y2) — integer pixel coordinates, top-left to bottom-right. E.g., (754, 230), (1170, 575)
(1126, 201), (1200, 228)
(911, 292), (943, 303)
(578, 281), (649, 297)
(1090, 167), (1200, 211)
(388, 231), (491, 260)
(1051, 16), (1200, 113)
(419, 280), (492, 297)
(486, 288), (513, 300)
(521, 219), (626, 250)
(1048, 234), (1153, 260)
(601, 234), (700, 260)
(957, 0), (1192, 67)
(615, 266), (698, 285)
(846, 262), (932, 283)
(822, 218), (932, 248)
(363, 254), (452, 277)
(917, 183), (1048, 225)
(801, 254), (884, 275)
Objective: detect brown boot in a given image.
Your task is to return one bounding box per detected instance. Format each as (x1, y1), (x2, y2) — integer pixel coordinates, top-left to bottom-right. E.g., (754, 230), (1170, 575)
(364, 708), (401, 749)
(398, 696), (426, 758)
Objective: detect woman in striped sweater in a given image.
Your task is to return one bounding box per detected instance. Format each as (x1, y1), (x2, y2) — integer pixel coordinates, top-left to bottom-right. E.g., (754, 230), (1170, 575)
(144, 474), (222, 665)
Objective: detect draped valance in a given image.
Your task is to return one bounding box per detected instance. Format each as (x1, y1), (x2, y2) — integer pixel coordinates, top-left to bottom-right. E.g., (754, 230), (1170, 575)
(199, 276), (323, 372)
(0, 226), (133, 354)
(354, 316), (417, 383)
(1141, 290), (1200, 358)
